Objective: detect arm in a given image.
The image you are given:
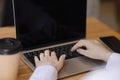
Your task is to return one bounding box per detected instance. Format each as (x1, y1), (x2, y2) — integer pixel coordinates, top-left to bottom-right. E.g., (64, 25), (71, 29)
(106, 53), (120, 70)
(71, 40), (120, 80)
(29, 50), (65, 80)
(29, 65), (57, 80)
(80, 53), (120, 80)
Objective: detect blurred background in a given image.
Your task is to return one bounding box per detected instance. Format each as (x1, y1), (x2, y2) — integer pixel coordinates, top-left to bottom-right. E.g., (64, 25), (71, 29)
(0, 0), (120, 33)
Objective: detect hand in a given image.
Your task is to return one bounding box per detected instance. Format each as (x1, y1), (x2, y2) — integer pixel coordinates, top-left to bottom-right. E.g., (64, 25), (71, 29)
(34, 50), (66, 72)
(71, 40), (112, 62)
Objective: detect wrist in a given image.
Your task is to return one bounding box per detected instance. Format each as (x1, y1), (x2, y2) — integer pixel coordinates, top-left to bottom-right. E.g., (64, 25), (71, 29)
(102, 52), (112, 62)
(37, 64), (58, 72)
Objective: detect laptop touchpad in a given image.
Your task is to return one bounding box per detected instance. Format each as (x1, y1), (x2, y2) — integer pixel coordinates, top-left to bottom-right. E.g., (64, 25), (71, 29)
(58, 56), (104, 79)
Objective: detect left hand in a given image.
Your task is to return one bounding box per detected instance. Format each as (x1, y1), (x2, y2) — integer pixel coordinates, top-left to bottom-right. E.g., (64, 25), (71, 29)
(34, 50), (66, 72)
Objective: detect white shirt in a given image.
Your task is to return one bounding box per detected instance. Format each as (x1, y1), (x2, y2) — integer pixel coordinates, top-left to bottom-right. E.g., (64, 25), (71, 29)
(29, 53), (120, 80)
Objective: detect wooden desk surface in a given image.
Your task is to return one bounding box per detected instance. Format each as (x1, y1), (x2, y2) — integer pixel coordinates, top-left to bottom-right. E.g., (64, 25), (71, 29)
(0, 18), (120, 80)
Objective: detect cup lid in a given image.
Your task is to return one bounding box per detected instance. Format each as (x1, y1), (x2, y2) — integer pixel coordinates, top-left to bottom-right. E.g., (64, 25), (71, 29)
(0, 38), (22, 55)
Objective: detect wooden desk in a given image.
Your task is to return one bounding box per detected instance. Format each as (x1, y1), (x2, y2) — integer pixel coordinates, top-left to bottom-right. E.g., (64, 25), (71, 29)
(0, 18), (120, 80)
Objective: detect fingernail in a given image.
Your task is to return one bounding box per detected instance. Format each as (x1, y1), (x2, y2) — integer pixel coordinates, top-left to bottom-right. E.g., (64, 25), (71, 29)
(77, 49), (81, 52)
(34, 56), (37, 58)
(62, 54), (66, 57)
(71, 47), (74, 51)
(51, 51), (55, 53)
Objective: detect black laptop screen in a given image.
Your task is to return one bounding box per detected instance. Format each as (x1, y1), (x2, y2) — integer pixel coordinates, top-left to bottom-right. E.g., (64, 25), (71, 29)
(13, 0), (87, 50)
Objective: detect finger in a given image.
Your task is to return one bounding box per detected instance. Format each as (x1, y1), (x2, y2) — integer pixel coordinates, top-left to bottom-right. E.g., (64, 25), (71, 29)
(77, 49), (88, 56)
(51, 51), (58, 60)
(71, 40), (87, 51)
(44, 50), (50, 57)
(59, 54), (66, 63)
(40, 53), (44, 61)
(34, 56), (40, 67)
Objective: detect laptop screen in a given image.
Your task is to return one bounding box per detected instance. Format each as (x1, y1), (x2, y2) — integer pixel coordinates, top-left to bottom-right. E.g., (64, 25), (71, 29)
(13, 0), (87, 50)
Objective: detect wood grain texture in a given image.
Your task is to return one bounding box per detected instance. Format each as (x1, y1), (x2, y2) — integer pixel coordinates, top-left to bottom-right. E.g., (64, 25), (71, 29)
(0, 18), (120, 80)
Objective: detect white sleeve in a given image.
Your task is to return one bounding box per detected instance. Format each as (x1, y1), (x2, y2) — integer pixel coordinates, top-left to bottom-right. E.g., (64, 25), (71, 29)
(81, 53), (120, 80)
(106, 53), (120, 70)
(29, 65), (57, 80)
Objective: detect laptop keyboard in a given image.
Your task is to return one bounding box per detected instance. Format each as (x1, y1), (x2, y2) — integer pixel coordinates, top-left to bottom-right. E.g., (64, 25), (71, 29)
(23, 43), (82, 67)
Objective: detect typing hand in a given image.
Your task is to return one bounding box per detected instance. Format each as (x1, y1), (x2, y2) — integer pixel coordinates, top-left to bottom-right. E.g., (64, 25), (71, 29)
(34, 50), (66, 72)
(71, 40), (112, 62)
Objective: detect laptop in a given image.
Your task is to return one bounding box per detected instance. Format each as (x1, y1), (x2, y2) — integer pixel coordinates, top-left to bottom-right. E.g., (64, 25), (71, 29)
(12, 0), (103, 79)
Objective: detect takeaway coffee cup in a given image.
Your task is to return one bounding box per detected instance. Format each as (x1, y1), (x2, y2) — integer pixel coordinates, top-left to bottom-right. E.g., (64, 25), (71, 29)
(0, 38), (22, 80)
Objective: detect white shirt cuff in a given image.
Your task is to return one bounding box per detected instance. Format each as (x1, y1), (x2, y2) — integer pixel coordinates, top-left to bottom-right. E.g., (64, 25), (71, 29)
(29, 65), (57, 80)
(106, 53), (120, 70)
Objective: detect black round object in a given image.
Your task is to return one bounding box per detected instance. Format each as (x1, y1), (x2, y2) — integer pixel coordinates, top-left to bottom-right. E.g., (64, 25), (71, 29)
(0, 38), (22, 55)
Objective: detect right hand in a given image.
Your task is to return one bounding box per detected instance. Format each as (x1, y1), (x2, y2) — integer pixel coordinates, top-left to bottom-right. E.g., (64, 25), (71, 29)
(71, 40), (112, 62)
